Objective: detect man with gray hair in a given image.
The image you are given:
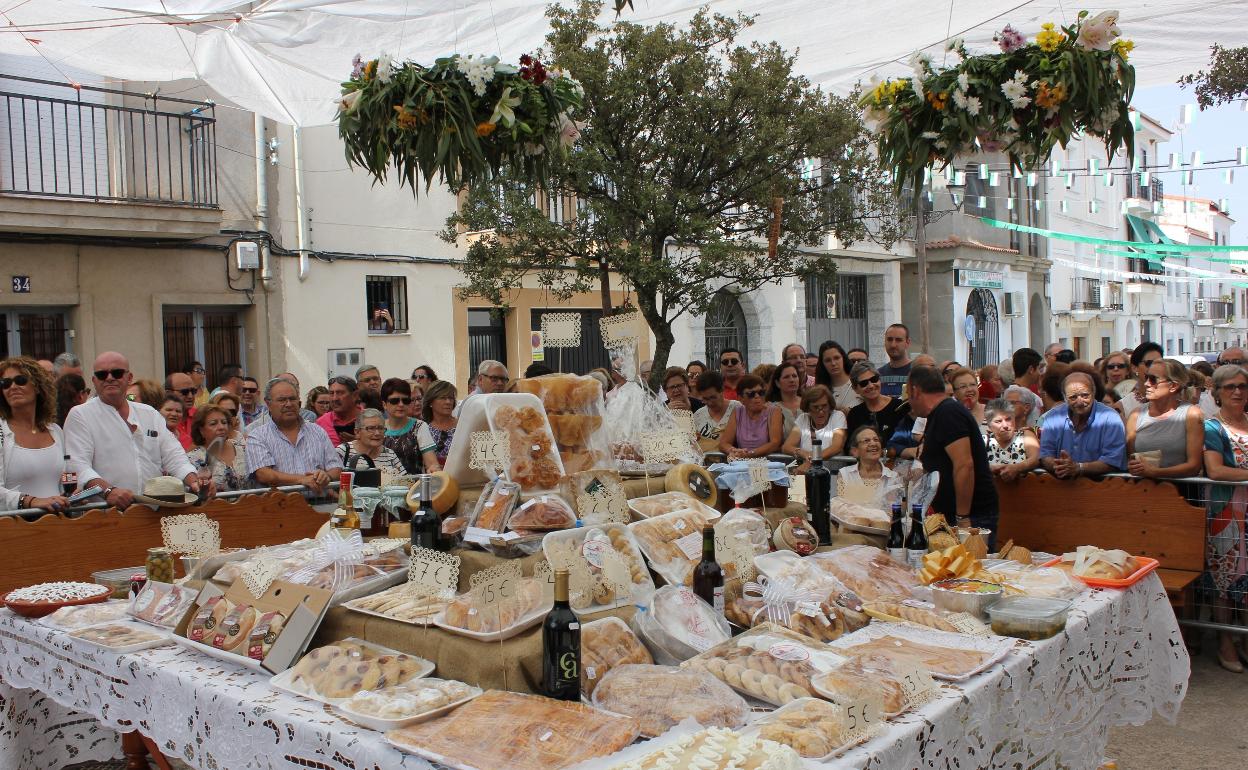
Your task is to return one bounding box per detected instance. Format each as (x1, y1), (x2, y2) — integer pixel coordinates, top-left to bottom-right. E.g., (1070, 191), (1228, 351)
(1038, 371), (1126, 478)
(246, 377), (340, 493)
(455, 360), (508, 416)
(355, 364), (383, 409)
(53, 352), (83, 378)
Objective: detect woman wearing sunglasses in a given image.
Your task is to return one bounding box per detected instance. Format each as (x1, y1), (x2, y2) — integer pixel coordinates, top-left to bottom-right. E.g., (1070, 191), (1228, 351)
(0, 356), (70, 513)
(717, 374), (784, 460)
(381, 378), (440, 475)
(845, 361), (910, 447)
(1125, 359), (1204, 481)
(1202, 364), (1248, 671)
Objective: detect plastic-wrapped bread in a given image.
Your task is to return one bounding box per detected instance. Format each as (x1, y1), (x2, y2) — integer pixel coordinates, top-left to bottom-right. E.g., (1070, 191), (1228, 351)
(808, 544), (921, 601)
(581, 617), (653, 696)
(591, 664), (748, 737)
(810, 656), (910, 715)
(486, 397), (566, 491)
(755, 698), (856, 759)
(680, 623), (849, 706)
(504, 494), (576, 531)
(628, 509), (714, 586)
(608, 726), (801, 770)
(516, 374), (616, 474)
(439, 578), (547, 636)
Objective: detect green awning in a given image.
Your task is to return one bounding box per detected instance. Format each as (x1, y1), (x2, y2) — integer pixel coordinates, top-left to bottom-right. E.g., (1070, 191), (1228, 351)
(1125, 214), (1184, 260)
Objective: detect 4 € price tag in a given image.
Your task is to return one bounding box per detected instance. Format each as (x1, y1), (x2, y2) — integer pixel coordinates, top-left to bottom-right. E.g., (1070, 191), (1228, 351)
(407, 548), (461, 599)
(469, 430), (511, 475)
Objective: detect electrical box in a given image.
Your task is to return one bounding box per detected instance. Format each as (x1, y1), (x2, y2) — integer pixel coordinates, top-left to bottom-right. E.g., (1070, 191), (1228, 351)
(234, 240), (261, 270)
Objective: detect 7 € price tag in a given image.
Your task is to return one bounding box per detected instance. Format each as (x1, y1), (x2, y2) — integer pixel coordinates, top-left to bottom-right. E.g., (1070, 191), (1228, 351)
(839, 693), (884, 743)
(160, 513), (221, 557)
(407, 548), (461, 599)
(893, 661), (938, 708)
(470, 561), (522, 610)
(469, 430), (511, 475)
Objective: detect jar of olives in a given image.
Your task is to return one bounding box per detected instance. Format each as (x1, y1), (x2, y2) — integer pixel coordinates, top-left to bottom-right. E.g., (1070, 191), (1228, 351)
(145, 547), (175, 584)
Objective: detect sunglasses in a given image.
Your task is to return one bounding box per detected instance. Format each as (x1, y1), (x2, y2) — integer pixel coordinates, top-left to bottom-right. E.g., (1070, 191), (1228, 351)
(94, 368), (127, 381)
(1221, 383), (1248, 392)
(1106, 363), (1127, 370)
(0, 375), (30, 390)
(720, 358), (741, 366)
(241, 387), (259, 394)
(856, 374), (881, 388)
(1223, 358), (1246, 366)
(387, 397), (412, 405)
(170, 387), (196, 396)
(414, 373), (430, 380)
(742, 388), (766, 398)
(1144, 374), (1170, 386)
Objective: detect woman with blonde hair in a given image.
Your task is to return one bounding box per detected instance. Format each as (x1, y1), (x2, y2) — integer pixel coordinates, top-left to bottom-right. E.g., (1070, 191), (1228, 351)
(1126, 358), (1204, 480)
(126, 378), (164, 410)
(0, 356), (69, 512)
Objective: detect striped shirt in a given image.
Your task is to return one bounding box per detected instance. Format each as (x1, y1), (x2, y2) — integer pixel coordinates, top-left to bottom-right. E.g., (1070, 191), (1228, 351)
(245, 418), (341, 480)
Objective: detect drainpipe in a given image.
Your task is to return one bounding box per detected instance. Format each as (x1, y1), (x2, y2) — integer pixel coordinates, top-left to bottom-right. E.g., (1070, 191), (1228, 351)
(292, 126), (311, 280)
(254, 113), (272, 285)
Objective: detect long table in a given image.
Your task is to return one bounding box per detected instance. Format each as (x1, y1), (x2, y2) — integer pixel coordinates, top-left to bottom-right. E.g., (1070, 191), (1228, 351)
(0, 573), (1188, 770)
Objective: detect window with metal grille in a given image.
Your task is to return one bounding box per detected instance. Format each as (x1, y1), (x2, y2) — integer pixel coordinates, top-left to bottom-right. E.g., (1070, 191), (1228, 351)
(365, 276), (408, 334)
(467, 308), (508, 379)
(162, 308), (243, 384)
(0, 309), (70, 360)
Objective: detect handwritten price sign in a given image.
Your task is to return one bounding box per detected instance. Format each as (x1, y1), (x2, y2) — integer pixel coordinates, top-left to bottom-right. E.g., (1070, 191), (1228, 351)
(407, 548), (461, 599)
(469, 561), (522, 610)
(241, 557), (282, 598)
(840, 693), (884, 743)
(160, 513), (221, 557)
(715, 530), (757, 583)
(640, 429), (688, 463)
(469, 430), (511, 475)
(893, 661), (938, 708)
(741, 458), (773, 499)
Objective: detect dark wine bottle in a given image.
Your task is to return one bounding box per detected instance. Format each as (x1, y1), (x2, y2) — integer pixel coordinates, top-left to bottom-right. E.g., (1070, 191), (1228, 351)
(692, 525), (725, 614)
(410, 474), (441, 552)
(905, 503), (929, 569)
(806, 439), (831, 545)
(542, 569), (581, 700)
(887, 502), (906, 565)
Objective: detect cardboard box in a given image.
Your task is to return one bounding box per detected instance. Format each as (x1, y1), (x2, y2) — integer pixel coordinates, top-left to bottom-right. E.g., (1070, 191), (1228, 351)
(174, 578), (333, 674)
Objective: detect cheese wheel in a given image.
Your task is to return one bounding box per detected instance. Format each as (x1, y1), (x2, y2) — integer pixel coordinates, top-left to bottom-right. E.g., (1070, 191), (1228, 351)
(404, 471), (460, 515)
(664, 463), (717, 508)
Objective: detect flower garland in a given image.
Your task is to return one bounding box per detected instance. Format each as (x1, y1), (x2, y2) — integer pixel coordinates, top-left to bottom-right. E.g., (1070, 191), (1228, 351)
(337, 52), (585, 194)
(861, 10), (1136, 198)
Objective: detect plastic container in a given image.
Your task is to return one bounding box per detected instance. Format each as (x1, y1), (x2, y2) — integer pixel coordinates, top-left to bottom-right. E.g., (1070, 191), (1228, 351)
(743, 697), (868, 760)
(541, 524), (655, 614)
(987, 596), (1072, 640)
(334, 678), (481, 731)
(628, 508), (716, 586)
(37, 600), (131, 631)
(627, 491), (721, 522)
(634, 586), (731, 663)
(433, 579), (551, 642)
(930, 578), (1003, 620)
(68, 622), (171, 652)
(270, 638), (435, 706)
(580, 616), (653, 697)
(91, 567), (144, 599)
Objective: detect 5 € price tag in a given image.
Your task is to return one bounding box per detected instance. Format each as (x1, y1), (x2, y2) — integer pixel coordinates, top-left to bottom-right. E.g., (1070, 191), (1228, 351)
(839, 693), (884, 742)
(714, 531), (757, 583)
(469, 430), (511, 475)
(407, 548), (461, 599)
(469, 561), (522, 610)
(160, 513), (221, 557)
(893, 661), (938, 708)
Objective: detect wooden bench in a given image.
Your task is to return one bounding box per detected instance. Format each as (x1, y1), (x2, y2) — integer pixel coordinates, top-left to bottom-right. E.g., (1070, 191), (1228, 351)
(0, 491), (327, 595)
(995, 473), (1206, 608)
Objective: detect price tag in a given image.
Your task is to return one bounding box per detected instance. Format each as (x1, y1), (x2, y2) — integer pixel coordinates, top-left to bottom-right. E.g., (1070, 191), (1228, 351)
(640, 429), (687, 463)
(575, 479), (628, 525)
(160, 513), (221, 557)
(534, 559), (557, 603)
(599, 311), (641, 347)
(675, 531), (703, 560)
(469, 430), (511, 475)
(469, 561), (522, 610)
(893, 661), (938, 708)
(946, 612), (992, 637)
(743, 458), (772, 498)
(715, 531), (757, 583)
(599, 549), (633, 597)
(839, 694), (884, 743)
(540, 313), (582, 348)
(241, 557), (282, 598)
(406, 548), (461, 599)
(670, 409), (695, 438)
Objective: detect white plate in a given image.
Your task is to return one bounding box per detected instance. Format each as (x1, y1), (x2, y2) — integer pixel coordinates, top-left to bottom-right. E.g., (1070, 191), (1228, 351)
(542, 525), (655, 615)
(432, 602), (548, 642)
(342, 594), (445, 627)
(333, 678), (482, 731)
(68, 622), (172, 653)
(626, 492), (721, 522)
(828, 622), (1013, 681)
(829, 511), (889, 536)
(270, 640), (435, 706)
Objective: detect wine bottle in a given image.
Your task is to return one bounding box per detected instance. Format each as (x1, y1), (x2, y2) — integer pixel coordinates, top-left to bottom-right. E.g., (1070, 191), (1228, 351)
(805, 439), (831, 545)
(887, 501), (906, 566)
(905, 503), (929, 570)
(692, 525), (725, 614)
(410, 474), (441, 551)
(542, 569), (581, 701)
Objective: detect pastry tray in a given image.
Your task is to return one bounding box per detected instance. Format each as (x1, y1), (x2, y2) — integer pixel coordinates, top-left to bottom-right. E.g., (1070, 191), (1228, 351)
(1040, 555), (1159, 588)
(68, 622), (173, 653)
(829, 510), (889, 536)
(828, 622), (1013, 682)
(37, 600), (131, 631)
(738, 697), (871, 761)
(541, 525), (656, 614)
(432, 602), (548, 642)
(332, 678), (482, 731)
(270, 639), (435, 706)
(342, 589), (447, 627)
(626, 491), (721, 522)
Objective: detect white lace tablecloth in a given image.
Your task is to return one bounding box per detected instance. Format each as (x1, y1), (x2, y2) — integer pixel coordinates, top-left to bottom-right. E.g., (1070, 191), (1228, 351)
(0, 574), (1187, 770)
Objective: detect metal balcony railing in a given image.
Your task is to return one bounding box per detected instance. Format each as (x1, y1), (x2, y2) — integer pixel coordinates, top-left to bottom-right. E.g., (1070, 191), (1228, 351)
(0, 74), (218, 208)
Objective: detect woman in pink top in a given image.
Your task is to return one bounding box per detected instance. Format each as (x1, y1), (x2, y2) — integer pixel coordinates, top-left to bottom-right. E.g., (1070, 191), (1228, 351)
(718, 374), (783, 460)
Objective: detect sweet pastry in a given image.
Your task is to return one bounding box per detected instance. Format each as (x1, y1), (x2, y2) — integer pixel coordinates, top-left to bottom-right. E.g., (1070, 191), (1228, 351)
(862, 599), (961, 633)
(490, 401), (565, 490)
(346, 585), (447, 624)
(592, 664), (748, 738)
(211, 603), (256, 651)
(810, 545), (921, 601)
(472, 480), (521, 532)
(69, 623), (166, 650)
(996, 539), (1034, 564)
(39, 601), (130, 630)
(924, 513), (961, 551)
(581, 617), (653, 696)
(506, 495), (576, 530)
(645, 585), (731, 659)
(440, 578), (545, 635)
(840, 635), (993, 679)
(629, 509), (714, 585)
(130, 582), (196, 628)
(810, 657), (908, 714)
(830, 498), (891, 530)
(725, 594), (845, 643)
(610, 726), (801, 770)
(683, 624), (845, 706)
(1059, 546), (1139, 580)
(757, 698), (854, 758)
(187, 596), (230, 642)
(341, 678), (478, 719)
(246, 611), (287, 661)
(385, 690), (640, 770)
(4, 581), (111, 618)
(287, 641), (430, 701)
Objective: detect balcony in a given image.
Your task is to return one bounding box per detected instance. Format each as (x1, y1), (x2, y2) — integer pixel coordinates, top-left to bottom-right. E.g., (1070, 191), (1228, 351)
(0, 74), (222, 239)
(1195, 299), (1234, 326)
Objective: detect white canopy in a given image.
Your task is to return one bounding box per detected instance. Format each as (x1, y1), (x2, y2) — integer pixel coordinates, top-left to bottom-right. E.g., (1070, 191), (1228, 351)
(0, 1), (1241, 126)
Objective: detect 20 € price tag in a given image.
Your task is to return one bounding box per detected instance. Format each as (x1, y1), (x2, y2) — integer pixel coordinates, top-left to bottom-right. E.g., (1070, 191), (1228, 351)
(893, 661), (938, 708)
(407, 548), (461, 599)
(640, 429), (687, 463)
(840, 694), (884, 742)
(160, 513), (221, 557)
(470, 561), (522, 610)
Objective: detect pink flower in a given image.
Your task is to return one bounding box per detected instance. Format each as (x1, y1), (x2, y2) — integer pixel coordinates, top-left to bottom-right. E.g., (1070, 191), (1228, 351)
(994, 25), (1026, 53)
(350, 54), (364, 80)
(1076, 10), (1120, 51)
(557, 113), (584, 148)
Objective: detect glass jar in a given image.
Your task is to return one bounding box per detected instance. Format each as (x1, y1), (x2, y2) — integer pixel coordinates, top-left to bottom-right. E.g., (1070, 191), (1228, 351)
(145, 547), (175, 584)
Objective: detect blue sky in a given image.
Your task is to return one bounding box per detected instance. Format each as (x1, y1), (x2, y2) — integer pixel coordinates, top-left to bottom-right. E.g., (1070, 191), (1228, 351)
(1131, 84), (1245, 239)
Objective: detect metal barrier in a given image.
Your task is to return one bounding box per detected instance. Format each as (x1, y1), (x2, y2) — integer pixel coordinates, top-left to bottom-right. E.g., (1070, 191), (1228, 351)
(0, 483), (335, 518)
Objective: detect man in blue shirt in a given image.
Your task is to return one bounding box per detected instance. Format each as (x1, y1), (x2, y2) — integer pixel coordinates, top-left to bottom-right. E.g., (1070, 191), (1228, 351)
(876, 323), (913, 397)
(1039, 371), (1126, 478)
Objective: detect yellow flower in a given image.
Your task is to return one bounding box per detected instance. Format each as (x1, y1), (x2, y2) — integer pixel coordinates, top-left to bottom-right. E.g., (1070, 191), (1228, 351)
(1112, 38), (1135, 60)
(890, 79), (910, 97)
(926, 90), (949, 110)
(393, 104), (429, 130)
(1035, 81), (1067, 110)
(363, 60), (377, 80)
(475, 121), (497, 137)
(1036, 22), (1063, 52)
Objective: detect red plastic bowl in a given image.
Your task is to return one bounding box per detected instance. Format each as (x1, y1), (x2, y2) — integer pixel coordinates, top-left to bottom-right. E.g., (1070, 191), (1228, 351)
(4, 587), (111, 618)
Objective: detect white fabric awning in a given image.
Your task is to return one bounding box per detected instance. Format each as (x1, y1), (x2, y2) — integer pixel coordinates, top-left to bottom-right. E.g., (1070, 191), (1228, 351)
(1, 1), (1242, 126)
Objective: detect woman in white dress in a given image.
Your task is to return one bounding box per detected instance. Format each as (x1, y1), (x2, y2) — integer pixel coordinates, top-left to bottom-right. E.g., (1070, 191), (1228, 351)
(0, 357), (69, 512)
(783, 385), (847, 473)
(836, 425), (899, 502)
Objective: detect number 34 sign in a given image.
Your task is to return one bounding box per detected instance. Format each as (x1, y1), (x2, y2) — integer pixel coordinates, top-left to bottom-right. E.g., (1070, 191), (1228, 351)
(11, 276), (30, 293)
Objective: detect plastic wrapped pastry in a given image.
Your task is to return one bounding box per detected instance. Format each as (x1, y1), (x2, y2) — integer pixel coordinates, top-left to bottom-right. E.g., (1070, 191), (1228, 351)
(581, 617), (653, 697)
(628, 508), (715, 586)
(438, 578), (548, 637)
(129, 581), (197, 628)
(754, 698), (857, 759)
(468, 479), (522, 533)
(386, 690), (640, 770)
(861, 597), (965, 633)
(486, 395), (568, 491)
(591, 664), (748, 738)
(626, 491), (720, 521)
(505, 494), (576, 531)
(606, 382), (702, 467)
(681, 623), (849, 706)
(714, 506), (771, 562)
(39, 600), (130, 631)
(285, 638), (432, 701)
(724, 590), (846, 643)
(809, 545), (921, 601)
(632, 585), (732, 664)
(542, 524), (655, 613)
(809, 656), (910, 715)
(339, 677), (480, 722)
(839, 635), (994, 679)
(608, 726), (801, 770)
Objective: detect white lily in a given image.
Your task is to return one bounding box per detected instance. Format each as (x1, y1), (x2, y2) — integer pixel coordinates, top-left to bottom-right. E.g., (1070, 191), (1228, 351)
(490, 86), (522, 127)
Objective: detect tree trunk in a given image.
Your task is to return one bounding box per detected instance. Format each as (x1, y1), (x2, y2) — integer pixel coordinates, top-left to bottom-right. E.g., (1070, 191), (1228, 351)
(598, 256), (612, 314)
(634, 285), (675, 392)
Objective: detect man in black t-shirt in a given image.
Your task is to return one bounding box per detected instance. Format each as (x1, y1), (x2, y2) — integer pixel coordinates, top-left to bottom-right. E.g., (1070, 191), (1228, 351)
(909, 366), (998, 545)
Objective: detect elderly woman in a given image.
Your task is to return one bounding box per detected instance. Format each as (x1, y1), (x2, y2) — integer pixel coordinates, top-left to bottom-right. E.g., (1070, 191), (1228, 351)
(984, 398), (1040, 482)
(381, 377), (439, 475)
(209, 392), (242, 432)
(187, 405), (251, 492)
(0, 356), (69, 512)
(1004, 385), (1042, 430)
(407, 381), (426, 419)
(949, 367), (985, 427)
(845, 362), (910, 446)
(340, 408), (408, 478)
(1126, 358), (1204, 479)
(836, 425), (899, 501)
(783, 385), (847, 470)
(662, 367), (704, 414)
(1202, 364), (1248, 671)
(1100, 351), (1131, 393)
(719, 373), (784, 460)
(766, 361), (803, 437)
(306, 386), (331, 417)
(422, 380), (458, 466)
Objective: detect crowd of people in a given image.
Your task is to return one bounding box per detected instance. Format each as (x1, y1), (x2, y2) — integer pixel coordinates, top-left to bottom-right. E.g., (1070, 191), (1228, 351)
(1, 328), (1246, 668)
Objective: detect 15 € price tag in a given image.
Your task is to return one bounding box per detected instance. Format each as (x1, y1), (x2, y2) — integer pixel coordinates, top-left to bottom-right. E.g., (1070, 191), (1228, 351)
(893, 661), (938, 708)
(160, 513), (221, 557)
(470, 561), (522, 609)
(407, 548), (461, 599)
(469, 430), (511, 475)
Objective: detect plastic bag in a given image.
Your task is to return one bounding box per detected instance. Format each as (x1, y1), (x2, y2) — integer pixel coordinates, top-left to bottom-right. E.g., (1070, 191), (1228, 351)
(517, 373), (617, 475)
(466, 479), (521, 534)
(592, 663), (749, 738)
(714, 506), (771, 558)
(682, 623), (850, 706)
(808, 545), (921, 601)
(724, 576), (847, 643)
(632, 585), (731, 663)
(581, 617), (653, 697)
(607, 382), (702, 468)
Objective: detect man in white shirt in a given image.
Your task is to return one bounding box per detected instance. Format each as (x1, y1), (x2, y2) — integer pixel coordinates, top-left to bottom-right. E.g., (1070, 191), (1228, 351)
(65, 351), (203, 510)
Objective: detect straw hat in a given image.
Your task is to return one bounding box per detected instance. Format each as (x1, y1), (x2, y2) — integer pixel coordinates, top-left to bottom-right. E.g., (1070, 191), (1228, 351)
(134, 476), (197, 507)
